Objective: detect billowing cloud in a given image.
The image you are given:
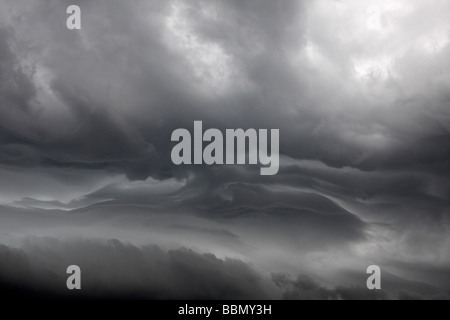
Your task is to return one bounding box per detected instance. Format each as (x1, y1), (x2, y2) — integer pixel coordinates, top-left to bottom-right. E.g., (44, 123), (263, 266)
(0, 0), (449, 299)
(0, 238), (277, 299)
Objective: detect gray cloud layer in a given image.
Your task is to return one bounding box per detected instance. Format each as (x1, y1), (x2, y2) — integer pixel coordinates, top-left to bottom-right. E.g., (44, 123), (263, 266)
(2, 238), (447, 300)
(0, 0), (449, 299)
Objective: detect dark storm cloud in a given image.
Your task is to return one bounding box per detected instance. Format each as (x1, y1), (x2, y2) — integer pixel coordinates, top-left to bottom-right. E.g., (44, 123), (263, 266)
(273, 271), (450, 300)
(0, 0), (449, 179)
(1, 0), (450, 300)
(272, 273), (389, 300)
(1, 237), (445, 300)
(0, 238), (277, 299)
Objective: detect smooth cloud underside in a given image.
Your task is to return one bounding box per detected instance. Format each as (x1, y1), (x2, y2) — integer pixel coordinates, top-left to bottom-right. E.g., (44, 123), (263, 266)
(0, 0), (449, 299)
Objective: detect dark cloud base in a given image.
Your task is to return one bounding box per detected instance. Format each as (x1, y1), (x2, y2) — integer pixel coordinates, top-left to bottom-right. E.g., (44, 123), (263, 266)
(1, 238), (447, 300)
(0, 239), (273, 300)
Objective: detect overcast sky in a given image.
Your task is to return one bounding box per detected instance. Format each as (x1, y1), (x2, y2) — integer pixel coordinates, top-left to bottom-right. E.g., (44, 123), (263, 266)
(0, 0), (449, 299)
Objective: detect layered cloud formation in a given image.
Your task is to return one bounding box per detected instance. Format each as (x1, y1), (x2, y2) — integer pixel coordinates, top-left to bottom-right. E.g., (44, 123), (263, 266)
(0, 0), (449, 299)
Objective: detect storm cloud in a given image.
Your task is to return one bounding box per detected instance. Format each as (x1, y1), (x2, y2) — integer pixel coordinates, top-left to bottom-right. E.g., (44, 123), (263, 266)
(0, 0), (449, 299)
